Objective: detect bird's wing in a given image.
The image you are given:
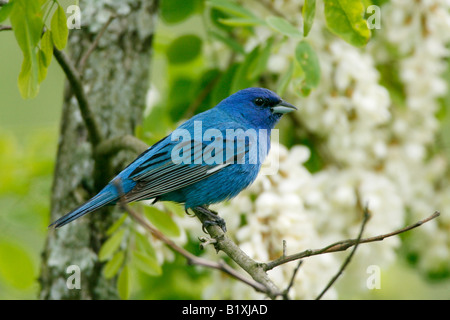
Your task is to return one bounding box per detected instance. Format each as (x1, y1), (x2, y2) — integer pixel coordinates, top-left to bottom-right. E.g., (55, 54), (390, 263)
(124, 137), (250, 202)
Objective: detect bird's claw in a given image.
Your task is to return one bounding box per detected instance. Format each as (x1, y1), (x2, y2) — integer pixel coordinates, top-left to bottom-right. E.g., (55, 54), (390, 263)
(192, 206), (227, 233)
(202, 217), (227, 233)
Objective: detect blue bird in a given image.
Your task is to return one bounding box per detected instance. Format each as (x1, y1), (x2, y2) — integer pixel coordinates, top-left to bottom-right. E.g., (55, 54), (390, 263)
(49, 87), (297, 230)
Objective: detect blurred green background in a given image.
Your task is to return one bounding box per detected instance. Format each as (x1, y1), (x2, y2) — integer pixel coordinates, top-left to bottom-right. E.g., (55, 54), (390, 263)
(0, 29), (63, 299)
(1, 0), (450, 299)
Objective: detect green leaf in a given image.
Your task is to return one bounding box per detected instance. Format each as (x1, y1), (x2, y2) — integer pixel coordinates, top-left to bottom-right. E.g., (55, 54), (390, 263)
(134, 231), (157, 259)
(106, 213), (128, 236)
(324, 0), (371, 47)
(40, 30), (53, 67)
(144, 206), (181, 237)
(18, 55), (39, 99)
(37, 49), (48, 82)
(211, 63), (238, 105)
(98, 229), (126, 261)
(295, 40), (320, 96)
(0, 241), (35, 289)
(9, 0), (43, 98)
(51, 4), (68, 50)
(9, 0), (43, 54)
(248, 36), (274, 79)
(163, 202), (185, 218)
(218, 17), (265, 27)
(103, 251), (125, 279)
(117, 265), (131, 300)
(230, 45), (260, 93)
(38, 30), (54, 82)
(266, 16), (302, 38)
(160, 0), (199, 24)
(166, 35), (202, 65)
(132, 251), (162, 276)
(276, 60), (294, 95)
(194, 68), (221, 114)
(209, 30), (245, 54)
(0, 0), (14, 23)
(207, 0), (255, 19)
(302, 0), (316, 37)
(168, 77), (195, 121)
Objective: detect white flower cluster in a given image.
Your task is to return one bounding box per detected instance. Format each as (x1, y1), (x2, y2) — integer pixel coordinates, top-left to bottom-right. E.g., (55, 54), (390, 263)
(202, 144), (341, 299)
(381, 0), (450, 275)
(185, 0), (450, 299)
(200, 142), (405, 299)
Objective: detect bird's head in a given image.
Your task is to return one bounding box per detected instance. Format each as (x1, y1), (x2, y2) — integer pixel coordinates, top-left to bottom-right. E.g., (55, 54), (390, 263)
(217, 87), (297, 129)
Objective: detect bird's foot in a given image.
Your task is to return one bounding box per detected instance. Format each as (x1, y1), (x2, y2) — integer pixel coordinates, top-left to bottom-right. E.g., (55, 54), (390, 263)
(191, 206), (227, 233)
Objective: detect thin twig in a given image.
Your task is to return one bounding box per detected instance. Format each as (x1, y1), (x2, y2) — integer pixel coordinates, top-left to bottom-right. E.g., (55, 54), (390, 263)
(53, 48), (103, 147)
(264, 211), (440, 271)
(316, 206), (371, 300)
(282, 260), (303, 300)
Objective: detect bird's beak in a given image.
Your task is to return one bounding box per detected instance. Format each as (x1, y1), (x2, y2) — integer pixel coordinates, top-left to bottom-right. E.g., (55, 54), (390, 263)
(271, 100), (297, 114)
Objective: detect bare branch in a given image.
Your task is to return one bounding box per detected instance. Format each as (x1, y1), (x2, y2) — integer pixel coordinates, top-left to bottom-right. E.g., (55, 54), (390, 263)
(282, 260), (303, 300)
(263, 211), (440, 271)
(53, 48), (103, 147)
(191, 207), (282, 299)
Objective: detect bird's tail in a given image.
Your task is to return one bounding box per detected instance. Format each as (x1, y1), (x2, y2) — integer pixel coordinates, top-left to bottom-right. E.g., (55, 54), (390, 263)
(49, 185), (118, 229)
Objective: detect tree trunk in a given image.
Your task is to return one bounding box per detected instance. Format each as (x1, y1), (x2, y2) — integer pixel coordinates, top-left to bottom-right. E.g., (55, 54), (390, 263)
(39, 0), (158, 299)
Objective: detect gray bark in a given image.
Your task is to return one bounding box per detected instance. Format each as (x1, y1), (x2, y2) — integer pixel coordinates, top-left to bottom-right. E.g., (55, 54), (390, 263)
(39, 0), (158, 299)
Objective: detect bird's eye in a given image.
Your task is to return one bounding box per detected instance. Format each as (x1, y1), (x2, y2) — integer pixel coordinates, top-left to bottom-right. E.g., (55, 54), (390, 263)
(254, 98), (265, 106)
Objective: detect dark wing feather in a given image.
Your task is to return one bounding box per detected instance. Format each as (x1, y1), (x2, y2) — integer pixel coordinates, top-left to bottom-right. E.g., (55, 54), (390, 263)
(125, 137), (250, 202)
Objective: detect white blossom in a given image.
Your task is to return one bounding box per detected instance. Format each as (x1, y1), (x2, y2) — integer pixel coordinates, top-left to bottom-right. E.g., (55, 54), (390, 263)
(180, 0), (450, 299)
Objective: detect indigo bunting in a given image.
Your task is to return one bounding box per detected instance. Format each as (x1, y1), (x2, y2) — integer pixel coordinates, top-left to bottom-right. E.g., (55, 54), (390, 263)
(49, 87), (297, 230)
